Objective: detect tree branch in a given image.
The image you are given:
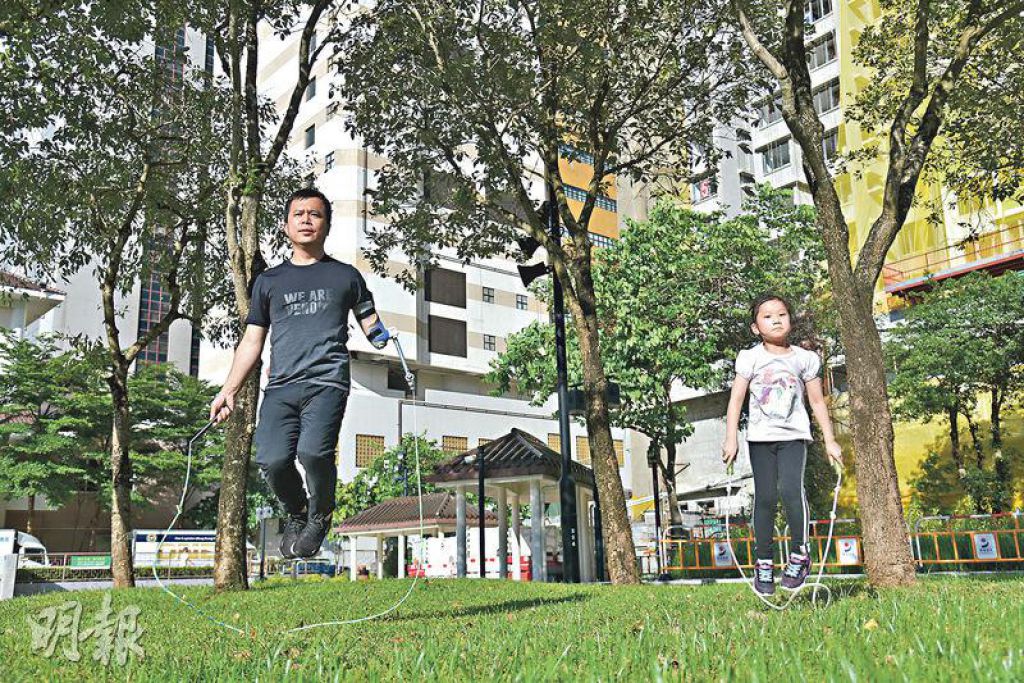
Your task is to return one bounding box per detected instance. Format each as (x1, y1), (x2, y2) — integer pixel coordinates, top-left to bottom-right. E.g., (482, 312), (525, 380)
(263, 0), (334, 175)
(854, 0), (1024, 285)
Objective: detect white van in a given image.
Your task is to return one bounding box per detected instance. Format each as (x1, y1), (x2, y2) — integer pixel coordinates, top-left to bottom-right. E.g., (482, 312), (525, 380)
(0, 529), (51, 568)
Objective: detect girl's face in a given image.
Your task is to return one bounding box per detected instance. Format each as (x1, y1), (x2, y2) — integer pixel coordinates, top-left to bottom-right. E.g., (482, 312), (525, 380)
(751, 298), (791, 343)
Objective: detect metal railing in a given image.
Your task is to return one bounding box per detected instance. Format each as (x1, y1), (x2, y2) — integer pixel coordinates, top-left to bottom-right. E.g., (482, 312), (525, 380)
(655, 512), (1024, 577)
(882, 223), (1024, 292)
(912, 512), (1023, 570)
(15, 551), (259, 583)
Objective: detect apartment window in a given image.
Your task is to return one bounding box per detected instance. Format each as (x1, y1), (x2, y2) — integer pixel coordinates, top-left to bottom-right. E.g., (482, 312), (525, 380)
(516, 294), (528, 311)
(761, 138), (791, 174)
(304, 125), (315, 148)
(559, 143), (595, 165)
(442, 435), (468, 454)
(425, 267), (467, 308)
(137, 270), (170, 366)
(757, 94), (783, 126)
(309, 31), (318, 55)
(482, 286), (495, 304)
(483, 334), (496, 351)
(204, 37), (215, 75)
(563, 184), (617, 212)
(589, 232), (614, 249)
(807, 32), (837, 70)
(813, 78), (841, 115)
(573, 438), (621, 466)
(823, 128), (839, 162)
(355, 434), (385, 468)
(576, 436), (591, 466)
(327, 101), (340, 118)
(428, 315), (467, 357)
(805, 0), (832, 23)
(188, 326), (201, 377)
(691, 177), (718, 202)
(547, 434), (561, 452)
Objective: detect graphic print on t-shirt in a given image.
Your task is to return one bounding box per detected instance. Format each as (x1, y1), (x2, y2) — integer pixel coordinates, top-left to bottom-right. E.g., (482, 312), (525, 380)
(750, 364), (799, 421)
(283, 288), (337, 317)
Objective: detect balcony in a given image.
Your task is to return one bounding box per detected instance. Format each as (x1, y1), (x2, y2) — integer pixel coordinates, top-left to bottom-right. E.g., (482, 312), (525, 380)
(882, 223), (1024, 295)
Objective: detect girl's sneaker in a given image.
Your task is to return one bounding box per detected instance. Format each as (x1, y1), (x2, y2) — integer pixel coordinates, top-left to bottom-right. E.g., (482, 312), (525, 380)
(754, 560), (775, 595)
(781, 552), (811, 590)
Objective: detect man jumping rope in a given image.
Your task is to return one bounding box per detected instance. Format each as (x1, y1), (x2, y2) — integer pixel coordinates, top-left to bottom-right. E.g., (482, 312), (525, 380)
(209, 187), (391, 559)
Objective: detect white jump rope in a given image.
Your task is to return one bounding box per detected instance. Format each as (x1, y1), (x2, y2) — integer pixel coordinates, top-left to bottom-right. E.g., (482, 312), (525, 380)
(723, 456), (843, 610)
(153, 331), (426, 635)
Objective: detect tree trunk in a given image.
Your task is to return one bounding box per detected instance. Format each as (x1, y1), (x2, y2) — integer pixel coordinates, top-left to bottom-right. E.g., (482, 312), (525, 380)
(798, 143), (916, 586)
(573, 307), (639, 584)
(990, 386), (1003, 450)
(108, 367), (135, 588)
(991, 386), (1010, 512)
(213, 370), (259, 591)
(948, 406), (964, 474)
(964, 412), (984, 470)
(26, 494), (35, 536)
(213, 184), (263, 591)
(661, 441), (683, 530)
(832, 276), (916, 587)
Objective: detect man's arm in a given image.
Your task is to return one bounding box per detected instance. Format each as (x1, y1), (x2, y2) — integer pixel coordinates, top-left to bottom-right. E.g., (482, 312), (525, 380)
(209, 324), (269, 423)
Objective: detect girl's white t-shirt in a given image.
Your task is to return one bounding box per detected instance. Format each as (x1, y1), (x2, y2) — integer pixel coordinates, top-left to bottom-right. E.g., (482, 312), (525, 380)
(735, 343), (821, 442)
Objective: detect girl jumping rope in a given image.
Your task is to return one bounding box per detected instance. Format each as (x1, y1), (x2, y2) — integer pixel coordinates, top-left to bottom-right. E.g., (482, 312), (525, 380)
(722, 294), (843, 595)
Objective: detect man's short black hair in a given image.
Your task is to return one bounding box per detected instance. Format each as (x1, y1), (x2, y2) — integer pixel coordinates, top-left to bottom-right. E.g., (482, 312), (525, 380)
(750, 293), (793, 322)
(284, 187), (332, 228)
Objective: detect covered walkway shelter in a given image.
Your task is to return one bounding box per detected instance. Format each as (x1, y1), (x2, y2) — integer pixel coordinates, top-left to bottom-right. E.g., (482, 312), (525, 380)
(334, 492), (497, 580)
(427, 428), (599, 582)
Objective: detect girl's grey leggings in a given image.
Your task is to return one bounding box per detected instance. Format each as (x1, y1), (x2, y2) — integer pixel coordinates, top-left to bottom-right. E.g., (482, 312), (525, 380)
(748, 440), (809, 561)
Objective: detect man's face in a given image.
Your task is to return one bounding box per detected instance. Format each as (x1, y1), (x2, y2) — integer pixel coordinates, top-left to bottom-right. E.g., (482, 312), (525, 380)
(284, 197), (329, 247)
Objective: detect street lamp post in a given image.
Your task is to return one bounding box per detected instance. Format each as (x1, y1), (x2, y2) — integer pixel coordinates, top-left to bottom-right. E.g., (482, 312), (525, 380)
(515, 193), (580, 583)
(548, 190), (580, 584)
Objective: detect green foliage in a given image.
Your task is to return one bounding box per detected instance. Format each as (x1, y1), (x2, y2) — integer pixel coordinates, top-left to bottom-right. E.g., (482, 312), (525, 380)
(488, 185), (827, 446)
(888, 271), (1024, 511)
(0, 334), (101, 509)
(124, 363), (224, 517)
(848, 0), (1024, 203)
(332, 435), (448, 527)
(0, 334), (231, 523)
(0, 1), (224, 300)
(339, 0), (752, 286)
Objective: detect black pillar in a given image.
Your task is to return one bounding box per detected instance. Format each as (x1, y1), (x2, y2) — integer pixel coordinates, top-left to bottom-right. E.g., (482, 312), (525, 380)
(478, 445), (486, 579)
(549, 189), (580, 584)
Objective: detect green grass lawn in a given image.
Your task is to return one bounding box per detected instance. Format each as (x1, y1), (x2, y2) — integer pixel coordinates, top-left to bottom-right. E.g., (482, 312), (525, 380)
(1, 575), (1022, 681)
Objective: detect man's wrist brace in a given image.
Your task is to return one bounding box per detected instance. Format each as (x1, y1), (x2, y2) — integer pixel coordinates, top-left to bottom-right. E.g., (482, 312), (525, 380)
(355, 298), (390, 349)
(367, 320), (390, 349)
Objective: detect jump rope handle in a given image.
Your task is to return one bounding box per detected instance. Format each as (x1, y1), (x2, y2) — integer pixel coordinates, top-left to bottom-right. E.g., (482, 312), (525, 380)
(389, 330), (416, 394)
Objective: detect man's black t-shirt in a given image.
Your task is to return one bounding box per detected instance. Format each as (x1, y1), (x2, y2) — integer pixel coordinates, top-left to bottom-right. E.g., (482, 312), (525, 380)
(245, 255), (371, 391)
